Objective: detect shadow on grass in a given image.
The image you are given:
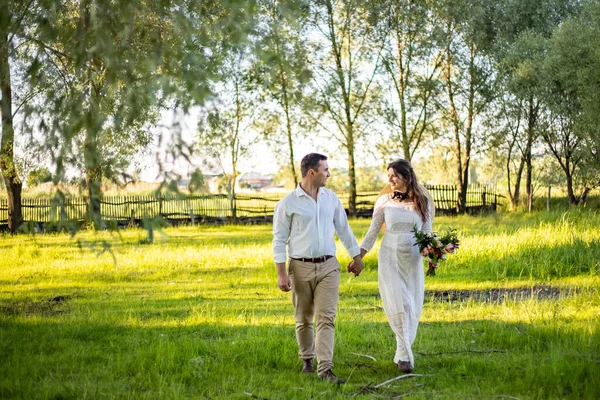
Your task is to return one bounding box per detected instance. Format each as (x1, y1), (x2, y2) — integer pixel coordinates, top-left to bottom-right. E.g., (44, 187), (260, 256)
(0, 290), (295, 323)
(0, 226), (275, 251)
(0, 264), (274, 286)
(1, 316), (598, 399)
(1, 282), (586, 323)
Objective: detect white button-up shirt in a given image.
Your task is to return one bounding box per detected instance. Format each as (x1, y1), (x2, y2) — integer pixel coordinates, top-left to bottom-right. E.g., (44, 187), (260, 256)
(272, 185), (360, 263)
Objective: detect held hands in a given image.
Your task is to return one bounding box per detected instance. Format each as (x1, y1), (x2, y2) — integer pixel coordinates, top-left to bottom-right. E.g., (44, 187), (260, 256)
(347, 256), (364, 277)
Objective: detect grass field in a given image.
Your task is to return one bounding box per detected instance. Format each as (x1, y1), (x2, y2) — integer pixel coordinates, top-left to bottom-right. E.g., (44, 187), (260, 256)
(1, 210), (599, 399)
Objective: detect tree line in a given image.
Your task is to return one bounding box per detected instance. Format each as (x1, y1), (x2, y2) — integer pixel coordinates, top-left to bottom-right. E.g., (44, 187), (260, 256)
(1, 0), (599, 233)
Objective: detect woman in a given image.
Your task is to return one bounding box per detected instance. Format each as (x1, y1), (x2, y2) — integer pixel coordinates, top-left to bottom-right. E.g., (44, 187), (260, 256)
(350, 159), (434, 373)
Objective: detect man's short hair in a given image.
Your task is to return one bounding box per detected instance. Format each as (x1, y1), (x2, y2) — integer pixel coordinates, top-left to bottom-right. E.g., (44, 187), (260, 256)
(301, 153), (327, 177)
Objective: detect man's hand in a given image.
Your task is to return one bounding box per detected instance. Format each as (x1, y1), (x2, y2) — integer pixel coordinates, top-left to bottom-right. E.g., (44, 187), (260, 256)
(347, 255), (364, 277)
(278, 273), (291, 292)
(347, 260), (355, 274)
(276, 262), (291, 291)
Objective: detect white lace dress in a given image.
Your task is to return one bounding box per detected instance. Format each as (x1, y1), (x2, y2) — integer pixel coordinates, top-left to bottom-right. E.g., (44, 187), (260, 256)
(360, 194), (433, 366)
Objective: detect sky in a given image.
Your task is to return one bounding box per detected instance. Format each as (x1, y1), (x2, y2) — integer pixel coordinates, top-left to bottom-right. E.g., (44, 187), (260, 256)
(137, 107), (378, 182)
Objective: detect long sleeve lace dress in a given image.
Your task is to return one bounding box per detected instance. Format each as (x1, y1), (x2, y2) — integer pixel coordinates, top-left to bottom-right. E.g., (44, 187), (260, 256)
(360, 194), (433, 367)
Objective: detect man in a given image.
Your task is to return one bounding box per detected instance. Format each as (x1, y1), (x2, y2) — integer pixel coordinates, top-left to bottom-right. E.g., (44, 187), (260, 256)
(272, 153), (364, 384)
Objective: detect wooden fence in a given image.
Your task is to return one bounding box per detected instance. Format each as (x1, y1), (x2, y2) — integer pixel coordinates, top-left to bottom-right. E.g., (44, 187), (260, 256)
(427, 184), (504, 215)
(0, 185), (503, 229)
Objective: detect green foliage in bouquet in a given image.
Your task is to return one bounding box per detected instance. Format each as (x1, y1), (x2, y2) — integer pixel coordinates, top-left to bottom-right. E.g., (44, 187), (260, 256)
(412, 226), (460, 276)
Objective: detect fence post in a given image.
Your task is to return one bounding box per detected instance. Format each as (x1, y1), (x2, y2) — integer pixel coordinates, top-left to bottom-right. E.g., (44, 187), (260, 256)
(547, 186), (551, 212)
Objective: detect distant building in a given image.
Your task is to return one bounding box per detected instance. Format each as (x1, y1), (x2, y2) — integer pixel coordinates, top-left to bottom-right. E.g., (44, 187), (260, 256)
(238, 172), (274, 190)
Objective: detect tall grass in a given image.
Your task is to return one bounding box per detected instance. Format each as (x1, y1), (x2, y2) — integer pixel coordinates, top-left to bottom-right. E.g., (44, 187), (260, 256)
(0, 211), (599, 399)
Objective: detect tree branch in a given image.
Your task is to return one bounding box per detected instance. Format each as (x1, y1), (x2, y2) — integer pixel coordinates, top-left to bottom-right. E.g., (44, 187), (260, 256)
(21, 34), (69, 59)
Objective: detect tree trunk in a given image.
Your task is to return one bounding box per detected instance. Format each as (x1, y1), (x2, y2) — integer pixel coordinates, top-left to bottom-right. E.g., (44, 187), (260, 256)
(84, 129), (102, 227)
(445, 40), (469, 213)
(540, 115), (581, 207)
(581, 187), (590, 205)
(230, 74), (241, 223)
(85, 166), (102, 226)
(396, 27), (409, 161)
(510, 154), (525, 209)
(443, 26), (464, 213)
(347, 133), (357, 217)
(0, 8), (23, 233)
(563, 157), (578, 205)
(566, 175), (577, 204)
(524, 97), (536, 212)
(230, 166), (237, 222)
(79, 0), (104, 228)
(285, 110), (298, 187)
(458, 45), (476, 214)
(505, 106), (525, 210)
(279, 69), (298, 186)
(327, 2), (356, 216)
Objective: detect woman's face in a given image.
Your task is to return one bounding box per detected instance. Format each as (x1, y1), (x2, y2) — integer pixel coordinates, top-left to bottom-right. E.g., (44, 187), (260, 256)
(388, 168), (407, 192)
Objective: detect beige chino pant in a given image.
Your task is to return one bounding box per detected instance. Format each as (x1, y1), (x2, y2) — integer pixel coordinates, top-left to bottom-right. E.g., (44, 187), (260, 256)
(289, 257), (341, 375)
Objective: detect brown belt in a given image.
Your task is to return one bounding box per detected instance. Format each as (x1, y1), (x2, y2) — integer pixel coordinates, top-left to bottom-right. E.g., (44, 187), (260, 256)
(291, 255), (334, 263)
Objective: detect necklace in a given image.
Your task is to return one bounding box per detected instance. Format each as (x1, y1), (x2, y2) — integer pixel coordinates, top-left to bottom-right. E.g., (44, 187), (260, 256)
(392, 191), (409, 201)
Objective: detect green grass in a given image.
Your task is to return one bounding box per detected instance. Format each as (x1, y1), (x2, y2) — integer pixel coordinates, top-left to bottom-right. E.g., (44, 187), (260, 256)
(1, 211), (599, 399)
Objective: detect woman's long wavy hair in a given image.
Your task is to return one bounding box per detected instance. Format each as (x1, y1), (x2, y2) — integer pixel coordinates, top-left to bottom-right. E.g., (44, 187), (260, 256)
(388, 159), (429, 223)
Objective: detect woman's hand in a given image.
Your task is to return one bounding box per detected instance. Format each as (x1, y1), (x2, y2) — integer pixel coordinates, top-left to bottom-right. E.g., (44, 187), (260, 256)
(347, 256), (364, 277)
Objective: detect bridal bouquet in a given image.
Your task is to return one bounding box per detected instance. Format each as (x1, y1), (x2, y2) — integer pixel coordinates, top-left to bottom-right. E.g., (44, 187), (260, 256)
(412, 226), (460, 276)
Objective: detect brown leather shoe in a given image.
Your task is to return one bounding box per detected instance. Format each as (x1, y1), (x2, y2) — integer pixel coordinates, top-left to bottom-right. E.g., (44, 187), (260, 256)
(302, 358), (314, 374)
(318, 369), (345, 384)
(397, 360), (413, 373)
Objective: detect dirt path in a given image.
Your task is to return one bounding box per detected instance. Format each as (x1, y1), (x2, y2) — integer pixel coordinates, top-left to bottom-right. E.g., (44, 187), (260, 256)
(425, 285), (575, 303)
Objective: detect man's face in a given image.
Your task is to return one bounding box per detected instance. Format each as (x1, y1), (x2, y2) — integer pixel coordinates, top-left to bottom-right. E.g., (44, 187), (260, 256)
(311, 160), (330, 187)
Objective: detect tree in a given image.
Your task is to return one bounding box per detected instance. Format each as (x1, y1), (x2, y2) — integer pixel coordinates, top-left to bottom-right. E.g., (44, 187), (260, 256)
(437, 0), (496, 213)
(306, 0), (386, 216)
(376, 0), (443, 162)
(0, 0), (69, 231)
(197, 50), (259, 221)
(40, 0), (187, 227)
(2, 0), (260, 234)
(252, 0), (311, 187)
(26, 167), (52, 188)
(494, 32), (547, 209)
(490, 0), (578, 210)
(272, 163), (300, 189)
(187, 168), (207, 193)
(0, 0), (31, 232)
(538, 1), (600, 204)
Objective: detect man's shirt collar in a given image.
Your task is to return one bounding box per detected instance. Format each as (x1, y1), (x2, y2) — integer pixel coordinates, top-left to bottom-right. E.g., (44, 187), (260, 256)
(295, 184), (324, 198)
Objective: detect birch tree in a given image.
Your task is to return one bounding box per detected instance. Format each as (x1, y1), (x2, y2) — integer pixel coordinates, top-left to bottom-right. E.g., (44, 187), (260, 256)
(376, 0), (443, 162)
(438, 0), (496, 212)
(252, 0), (311, 187)
(307, 0), (386, 216)
(197, 50), (259, 221)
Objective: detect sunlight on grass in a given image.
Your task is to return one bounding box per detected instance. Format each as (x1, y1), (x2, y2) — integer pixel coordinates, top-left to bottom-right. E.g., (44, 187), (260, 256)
(1, 211), (599, 398)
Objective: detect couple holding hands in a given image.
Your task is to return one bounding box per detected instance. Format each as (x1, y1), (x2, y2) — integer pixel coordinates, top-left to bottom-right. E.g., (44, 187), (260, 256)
(273, 153), (434, 384)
